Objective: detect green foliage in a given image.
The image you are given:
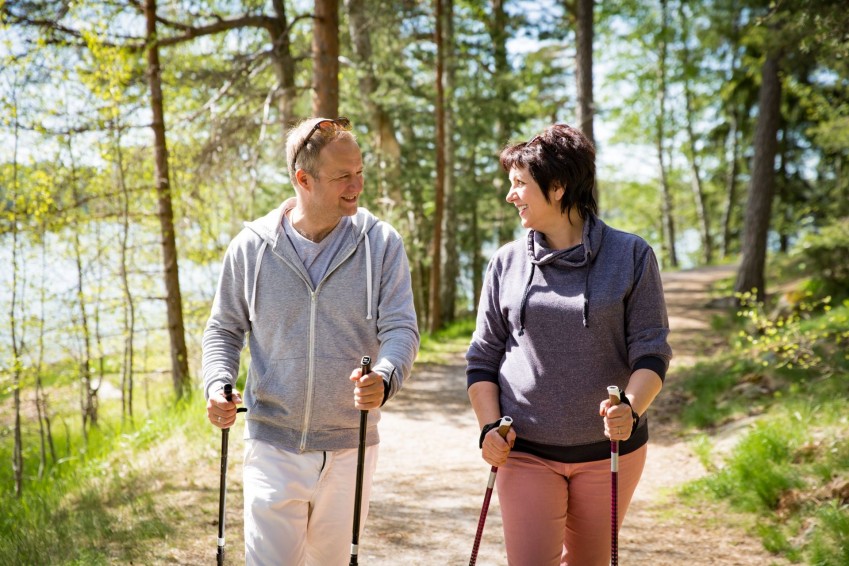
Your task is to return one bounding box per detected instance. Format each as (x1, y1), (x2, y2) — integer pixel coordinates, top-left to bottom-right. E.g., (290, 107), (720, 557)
(417, 316), (476, 365)
(809, 501), (849, 566)
(677, 275), (849, 564)
(734, 291), (849, 378)
(0, 389), (211, 565)
(792, 217), (849, 301)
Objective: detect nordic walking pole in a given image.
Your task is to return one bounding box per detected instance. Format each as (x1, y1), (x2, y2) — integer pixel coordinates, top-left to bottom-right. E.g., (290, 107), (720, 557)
(350, 355), (371, 566)
(217, 383), (246, 566)
(607, 385), (622, 566)
(469, 415), (513, 566)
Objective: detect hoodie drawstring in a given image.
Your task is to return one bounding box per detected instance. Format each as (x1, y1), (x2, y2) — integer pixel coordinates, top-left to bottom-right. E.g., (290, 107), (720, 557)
(582, 260), (591, 328)
(249, 239), (269, 322)
(365, 232), (373, 320)
(517, 263), (535, 336)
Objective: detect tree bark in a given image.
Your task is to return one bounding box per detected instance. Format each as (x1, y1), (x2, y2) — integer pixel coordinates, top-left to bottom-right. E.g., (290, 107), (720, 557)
(657, 0), (677, 268)
(735, 53), (782, 301)
(440, 0), (458, 324)
(490, 0), (514, 246)
(575, 0), (594, 144)
(144, 0), (191, 399)
(429, 0), (446, 332)
(312, 0), (339, 118)
(679, 2), (712, 265)
(269, 0), (299, 130)
(721, 107), (740, 259)
(344, 0), (404, 220)
(9, 100), (24, 497)
(574, 0), (598, 208)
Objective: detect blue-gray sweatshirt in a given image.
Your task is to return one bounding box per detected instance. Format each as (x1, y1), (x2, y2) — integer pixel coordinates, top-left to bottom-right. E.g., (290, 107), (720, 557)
(202, 200), (420, 453)
(466, 216), (672, 462)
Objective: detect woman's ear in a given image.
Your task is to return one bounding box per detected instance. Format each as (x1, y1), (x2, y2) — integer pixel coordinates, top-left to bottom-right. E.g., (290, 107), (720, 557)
(551, 182), (565, 202)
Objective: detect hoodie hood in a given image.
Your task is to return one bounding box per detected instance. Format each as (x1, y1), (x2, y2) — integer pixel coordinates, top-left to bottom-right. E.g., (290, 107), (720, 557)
(518, 215), (607, 333)
(527, 214), (605, 267)
(243, 197), (379, 245)
(241, 197), (381, 322)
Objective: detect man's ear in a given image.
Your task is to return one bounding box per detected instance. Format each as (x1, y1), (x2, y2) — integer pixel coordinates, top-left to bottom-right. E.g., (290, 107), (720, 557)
(295, 168), (311, 191)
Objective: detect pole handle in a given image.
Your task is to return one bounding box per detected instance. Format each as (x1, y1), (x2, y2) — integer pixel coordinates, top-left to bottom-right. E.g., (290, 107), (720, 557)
(496, 416), (513, 439)
(607, 385), (621, 406)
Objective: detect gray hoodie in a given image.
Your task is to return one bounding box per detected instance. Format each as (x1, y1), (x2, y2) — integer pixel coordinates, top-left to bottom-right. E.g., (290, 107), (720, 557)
(202, 200), (420, 453)
(466, 216), (671, 460)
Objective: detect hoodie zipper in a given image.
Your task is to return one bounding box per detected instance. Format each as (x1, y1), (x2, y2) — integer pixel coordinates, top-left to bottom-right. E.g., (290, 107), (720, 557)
(296, 236), (364, 453)
(299, 290), (318, 452)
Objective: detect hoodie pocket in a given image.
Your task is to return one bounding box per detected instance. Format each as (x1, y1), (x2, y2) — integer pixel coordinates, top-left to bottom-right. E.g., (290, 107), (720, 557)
(307, 356), (364, 431)
(250, 358), (308, 423)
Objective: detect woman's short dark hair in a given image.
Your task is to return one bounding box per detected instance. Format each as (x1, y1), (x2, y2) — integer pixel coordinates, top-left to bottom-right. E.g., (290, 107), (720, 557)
(499, 123), (597, 220)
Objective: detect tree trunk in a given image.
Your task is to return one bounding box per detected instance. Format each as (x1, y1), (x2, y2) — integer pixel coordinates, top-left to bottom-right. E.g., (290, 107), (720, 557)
(657, 0), (677, 268)
(144, 0), (191, 399)
(270, 0), (298, 130)
(312, 0), (339, 118)
(490, 0), (514, 246)
(734, 53), (782, 301)
(440, 0), (458, 324)
(113, 127), (136, 421)
(429, 0), (446, 333)
(679, 2), (712, 265)
(35, 220), (55, 476)
(574, 0), (598, 209)
(67, 136), (99, 432)
(721, 108), (740, 259)
(10, 105), (24, 497)
(471, 146), (483, 311)
(344, 0), (404, 222)
(721, 10), (743, 260)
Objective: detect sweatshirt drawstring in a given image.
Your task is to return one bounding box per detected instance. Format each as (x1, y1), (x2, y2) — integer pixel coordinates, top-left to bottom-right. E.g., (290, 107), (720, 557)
(249, 239), (269, 322)
(517, 264), (535, 336)
(365, 232), (373, 320)
(582, 259), (591, 328)
(518, 231), (536, 336)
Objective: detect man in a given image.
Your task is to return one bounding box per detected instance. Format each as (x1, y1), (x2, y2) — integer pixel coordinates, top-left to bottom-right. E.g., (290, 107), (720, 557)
(203, 117), (419, 565)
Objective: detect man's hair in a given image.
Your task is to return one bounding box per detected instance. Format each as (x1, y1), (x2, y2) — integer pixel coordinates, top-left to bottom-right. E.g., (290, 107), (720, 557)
(286, 117), (358, 188)
(499, 123), (597, 220)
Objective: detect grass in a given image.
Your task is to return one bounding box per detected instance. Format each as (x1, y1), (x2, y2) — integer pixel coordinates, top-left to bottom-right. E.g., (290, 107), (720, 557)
(0, 377), (214, 566)
(674, 267), (849, 565)
(417, 316), (476, 364)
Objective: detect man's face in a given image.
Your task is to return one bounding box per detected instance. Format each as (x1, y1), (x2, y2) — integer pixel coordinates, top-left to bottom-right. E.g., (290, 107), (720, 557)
(302, 137), (364, 220)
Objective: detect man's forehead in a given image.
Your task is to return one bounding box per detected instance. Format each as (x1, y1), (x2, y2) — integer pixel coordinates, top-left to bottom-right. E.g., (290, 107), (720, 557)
(319, 139), (362, 169)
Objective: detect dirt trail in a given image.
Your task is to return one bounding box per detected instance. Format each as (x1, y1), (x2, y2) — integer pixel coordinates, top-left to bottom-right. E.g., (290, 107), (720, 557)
(159, 265), (789, 565)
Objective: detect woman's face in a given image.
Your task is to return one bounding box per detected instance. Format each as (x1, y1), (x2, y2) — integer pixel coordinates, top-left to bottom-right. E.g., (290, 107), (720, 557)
(506, 166), (564, 233)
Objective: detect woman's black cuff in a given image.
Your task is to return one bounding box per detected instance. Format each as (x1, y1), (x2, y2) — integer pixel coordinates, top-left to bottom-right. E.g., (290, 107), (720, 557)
(479, 420), (502, 449)
(618, 392), (640, 430)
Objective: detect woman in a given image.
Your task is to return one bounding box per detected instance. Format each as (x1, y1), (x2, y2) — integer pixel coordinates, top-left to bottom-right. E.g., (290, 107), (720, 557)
(466, 123), (672, 566)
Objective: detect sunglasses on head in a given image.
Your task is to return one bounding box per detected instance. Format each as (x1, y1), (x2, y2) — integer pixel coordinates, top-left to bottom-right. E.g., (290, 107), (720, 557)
(293, 117), (353, 166)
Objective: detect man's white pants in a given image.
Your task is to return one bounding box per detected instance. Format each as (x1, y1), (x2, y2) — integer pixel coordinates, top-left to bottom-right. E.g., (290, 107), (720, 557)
(243, 438), (379, 566)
